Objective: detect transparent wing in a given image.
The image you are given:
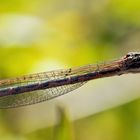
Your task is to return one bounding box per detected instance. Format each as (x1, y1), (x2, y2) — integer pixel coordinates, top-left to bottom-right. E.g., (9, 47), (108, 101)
(0, 82), (85, 108)
(0, 66), (90, 108)
(0, 65), (92, 88)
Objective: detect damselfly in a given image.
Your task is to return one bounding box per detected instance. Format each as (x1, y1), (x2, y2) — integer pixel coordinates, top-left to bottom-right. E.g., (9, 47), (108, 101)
(0, 52), (140, 108)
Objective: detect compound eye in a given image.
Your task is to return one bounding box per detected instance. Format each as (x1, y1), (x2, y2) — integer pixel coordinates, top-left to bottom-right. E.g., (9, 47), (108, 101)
(134, 53), (140, 57)
(126, 54), (131, 58)
(124, 53), (132, 59)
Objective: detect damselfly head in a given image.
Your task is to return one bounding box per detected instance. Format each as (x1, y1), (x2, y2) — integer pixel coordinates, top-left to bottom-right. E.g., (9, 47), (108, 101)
(125, 52), (140, 59)
(124, 52), (140, 73)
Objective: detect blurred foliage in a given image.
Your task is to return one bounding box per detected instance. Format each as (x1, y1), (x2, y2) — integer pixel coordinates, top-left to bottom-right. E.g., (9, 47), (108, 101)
(27, 106), (74, 140)
(26, 99), (140, 140)
(0, 0), (140, 140)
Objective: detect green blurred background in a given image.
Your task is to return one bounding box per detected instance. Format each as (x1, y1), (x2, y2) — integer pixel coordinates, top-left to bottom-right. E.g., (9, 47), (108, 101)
(0, 0), (140, 139)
